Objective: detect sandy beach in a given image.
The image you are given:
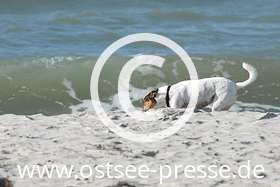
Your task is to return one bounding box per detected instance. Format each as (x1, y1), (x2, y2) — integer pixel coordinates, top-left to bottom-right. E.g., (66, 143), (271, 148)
(0, 109), (279, 187)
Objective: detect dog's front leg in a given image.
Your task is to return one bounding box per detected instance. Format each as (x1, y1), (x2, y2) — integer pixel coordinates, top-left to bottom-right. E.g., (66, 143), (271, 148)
(169, 96), (185, 109)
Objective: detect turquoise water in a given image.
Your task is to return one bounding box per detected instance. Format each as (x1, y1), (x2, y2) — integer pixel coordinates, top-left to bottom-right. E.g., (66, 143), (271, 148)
(0, 0), (280, 114)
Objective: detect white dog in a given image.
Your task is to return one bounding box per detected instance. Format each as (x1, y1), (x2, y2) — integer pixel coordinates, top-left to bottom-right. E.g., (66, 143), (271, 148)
(143, 63), (257, 112)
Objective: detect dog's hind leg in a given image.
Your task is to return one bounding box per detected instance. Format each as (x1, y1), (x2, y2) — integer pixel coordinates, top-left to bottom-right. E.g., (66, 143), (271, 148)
(211, 94), (236, 112)
(212, 82), (237, 112)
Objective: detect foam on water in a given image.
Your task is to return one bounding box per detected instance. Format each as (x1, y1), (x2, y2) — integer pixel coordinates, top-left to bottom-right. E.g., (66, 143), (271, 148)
(62, 79), (82, 102)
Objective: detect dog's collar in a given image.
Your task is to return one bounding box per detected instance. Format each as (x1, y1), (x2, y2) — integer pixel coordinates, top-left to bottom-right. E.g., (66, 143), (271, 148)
(165, 85), (171, 107)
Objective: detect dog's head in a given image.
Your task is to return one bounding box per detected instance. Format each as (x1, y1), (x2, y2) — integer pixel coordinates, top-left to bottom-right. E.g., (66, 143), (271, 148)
(143, 89), (158, 111)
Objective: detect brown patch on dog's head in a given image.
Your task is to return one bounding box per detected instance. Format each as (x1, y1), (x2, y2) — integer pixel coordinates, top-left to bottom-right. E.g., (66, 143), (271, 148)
(143, 89), (158, 111)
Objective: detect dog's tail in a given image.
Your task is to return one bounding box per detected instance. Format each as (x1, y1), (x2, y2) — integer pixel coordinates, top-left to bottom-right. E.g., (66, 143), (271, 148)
(236, 62), (257, 89)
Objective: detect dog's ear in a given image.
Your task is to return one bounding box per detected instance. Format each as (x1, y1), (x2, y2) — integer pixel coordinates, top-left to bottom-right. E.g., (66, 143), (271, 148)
(149, 89), (158, 98)
(145, 89), (158, 100)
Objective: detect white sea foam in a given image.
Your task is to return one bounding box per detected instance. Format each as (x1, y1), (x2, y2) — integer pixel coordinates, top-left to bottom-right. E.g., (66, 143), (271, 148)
(135, 66), (165, 79)
(62, 79), (82, 102)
